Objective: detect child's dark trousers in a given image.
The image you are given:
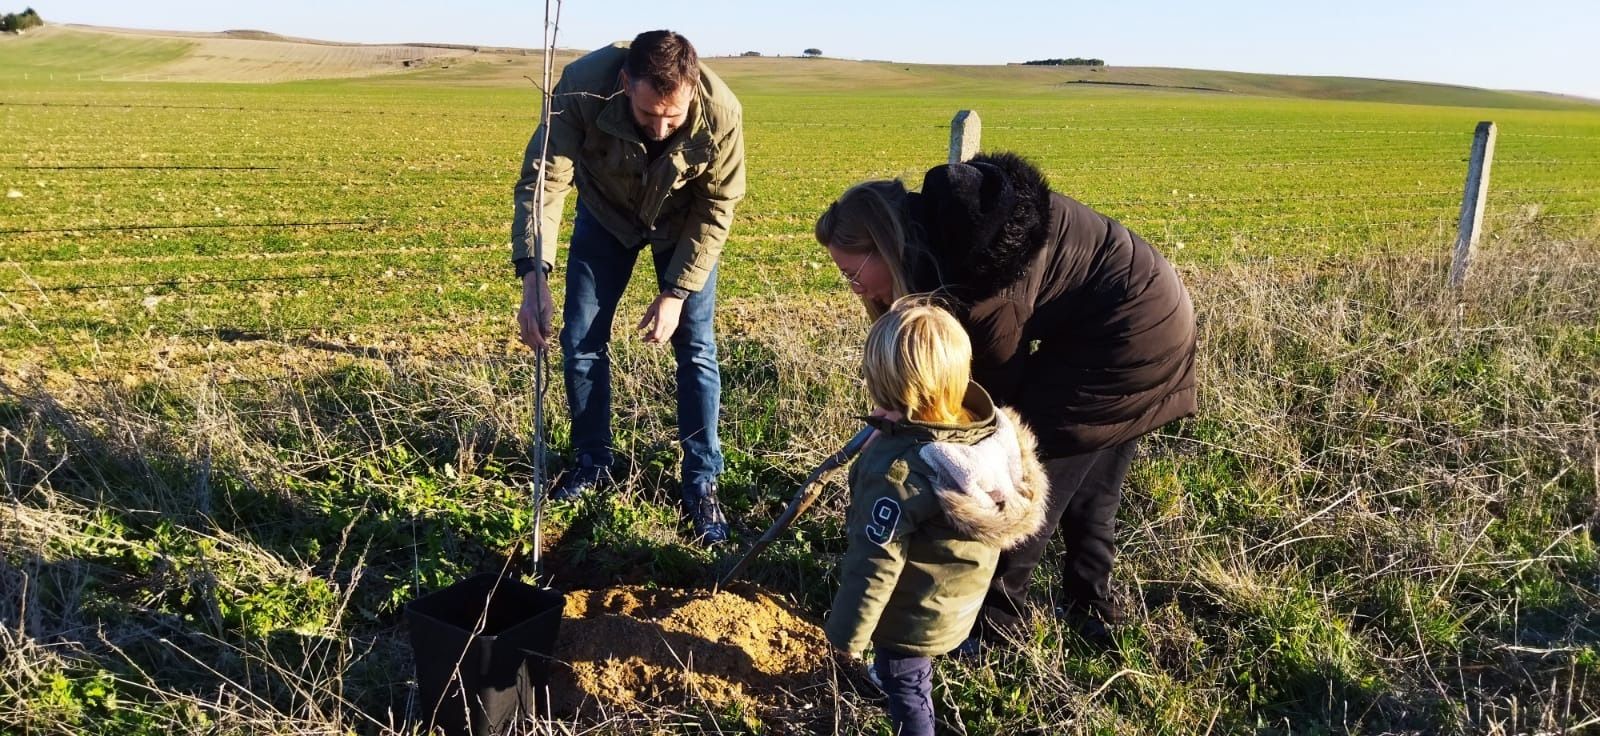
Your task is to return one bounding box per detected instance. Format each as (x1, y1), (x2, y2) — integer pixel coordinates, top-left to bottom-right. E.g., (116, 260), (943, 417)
(875, 649), (935, 735)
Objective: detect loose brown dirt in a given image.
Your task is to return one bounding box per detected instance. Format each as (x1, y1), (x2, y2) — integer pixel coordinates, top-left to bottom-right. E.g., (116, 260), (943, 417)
(549, 585), (836, 723)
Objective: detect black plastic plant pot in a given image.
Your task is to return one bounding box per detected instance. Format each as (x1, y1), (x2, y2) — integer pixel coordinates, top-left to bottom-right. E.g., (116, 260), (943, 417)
(406, 573), (564, 736)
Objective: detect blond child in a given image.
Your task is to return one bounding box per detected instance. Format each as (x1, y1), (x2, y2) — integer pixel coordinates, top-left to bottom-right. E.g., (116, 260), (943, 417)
(826, 297), (1049, 735)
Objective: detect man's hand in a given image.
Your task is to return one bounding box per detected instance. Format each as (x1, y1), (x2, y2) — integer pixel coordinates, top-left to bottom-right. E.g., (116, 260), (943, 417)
(637, 290), (685, 344)
(517, 270), (555, 350)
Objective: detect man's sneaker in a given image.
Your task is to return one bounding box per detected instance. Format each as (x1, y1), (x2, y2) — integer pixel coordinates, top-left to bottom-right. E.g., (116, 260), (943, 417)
(551, 454), (610, 501)
(680, 480), (729, 545)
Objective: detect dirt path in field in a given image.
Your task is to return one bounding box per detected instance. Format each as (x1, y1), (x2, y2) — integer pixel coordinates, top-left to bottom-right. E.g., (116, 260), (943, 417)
(129, 35), (468, 83)
(42, 25), (473, 83)
(551, 585), (838, 726)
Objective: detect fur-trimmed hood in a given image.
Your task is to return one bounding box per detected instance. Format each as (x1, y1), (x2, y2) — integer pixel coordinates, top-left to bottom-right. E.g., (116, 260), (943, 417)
(900, 152), (1199, 457)
(917, 406), (1049, 550)
(908, 151), (1054, 301)
(864, 382), (1050, 550)
(828, 382), (1054, 658)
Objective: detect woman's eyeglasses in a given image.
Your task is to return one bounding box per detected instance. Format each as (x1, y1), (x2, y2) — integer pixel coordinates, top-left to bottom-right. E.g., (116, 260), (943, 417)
(840, 252), (876, 287)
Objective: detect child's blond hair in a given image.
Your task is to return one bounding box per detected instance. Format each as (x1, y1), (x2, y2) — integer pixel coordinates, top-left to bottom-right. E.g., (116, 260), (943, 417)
(863, 297), (973, 425)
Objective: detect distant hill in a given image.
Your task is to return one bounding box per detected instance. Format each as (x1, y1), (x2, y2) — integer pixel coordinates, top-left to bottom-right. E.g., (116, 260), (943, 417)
(706, 57), (1596, 110)
(0, 25), (492, 83)
(1, 24), (1593, 111)
(1023, 64), (1594, 109)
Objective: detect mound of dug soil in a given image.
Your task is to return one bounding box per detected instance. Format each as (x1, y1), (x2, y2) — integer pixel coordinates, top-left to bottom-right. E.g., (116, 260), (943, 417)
(550, 585), (836, 722)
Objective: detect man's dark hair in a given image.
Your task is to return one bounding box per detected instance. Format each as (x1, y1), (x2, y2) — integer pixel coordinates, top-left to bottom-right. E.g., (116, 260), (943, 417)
(625, 30), (699, 95)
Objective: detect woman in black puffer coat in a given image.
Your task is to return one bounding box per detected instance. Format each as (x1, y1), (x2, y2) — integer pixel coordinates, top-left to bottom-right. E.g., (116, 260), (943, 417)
(815, 151), (1196, 637)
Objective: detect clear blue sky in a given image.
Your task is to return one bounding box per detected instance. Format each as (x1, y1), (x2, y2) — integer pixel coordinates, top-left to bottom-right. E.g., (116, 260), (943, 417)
(39, 0), (1600, 99)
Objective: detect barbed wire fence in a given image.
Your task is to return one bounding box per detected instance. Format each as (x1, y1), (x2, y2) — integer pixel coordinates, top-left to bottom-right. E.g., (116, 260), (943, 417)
(3, 100), (1599, 360)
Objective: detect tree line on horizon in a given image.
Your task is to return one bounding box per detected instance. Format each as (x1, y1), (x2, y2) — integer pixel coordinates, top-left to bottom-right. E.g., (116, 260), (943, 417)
(1024, 57), (1105, 67)
(1, 6), (41, 32)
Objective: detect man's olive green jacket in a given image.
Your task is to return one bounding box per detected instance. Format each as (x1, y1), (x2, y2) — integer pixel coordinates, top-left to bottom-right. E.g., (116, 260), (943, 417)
(511, 43), (745, 292)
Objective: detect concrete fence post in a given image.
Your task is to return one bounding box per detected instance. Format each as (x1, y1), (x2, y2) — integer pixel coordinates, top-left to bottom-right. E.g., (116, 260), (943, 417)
(949, 110), (981, 164)
(1449, 121), (1497, 289)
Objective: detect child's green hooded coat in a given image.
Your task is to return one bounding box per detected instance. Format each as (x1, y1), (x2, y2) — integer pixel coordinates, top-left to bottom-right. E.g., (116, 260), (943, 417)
(826, 383), (1049, 657)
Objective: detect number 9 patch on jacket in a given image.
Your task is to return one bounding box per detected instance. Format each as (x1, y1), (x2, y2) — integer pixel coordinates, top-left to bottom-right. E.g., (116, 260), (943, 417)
(865, 497), (902, 546)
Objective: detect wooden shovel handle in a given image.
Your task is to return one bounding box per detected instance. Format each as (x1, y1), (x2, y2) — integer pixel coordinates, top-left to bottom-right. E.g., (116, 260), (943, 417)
(715, 425), (876, 589)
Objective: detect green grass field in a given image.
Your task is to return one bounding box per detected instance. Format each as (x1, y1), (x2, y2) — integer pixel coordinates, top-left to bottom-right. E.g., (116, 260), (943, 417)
(2, 26), (1598, 735)
(1, 29), (1597, 353)
(2, 30), (1598, 366)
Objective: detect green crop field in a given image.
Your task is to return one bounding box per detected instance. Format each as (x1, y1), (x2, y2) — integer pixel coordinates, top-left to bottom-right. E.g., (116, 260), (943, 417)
(2, 26), (1598, 735)
(3, 29), (1598, 368)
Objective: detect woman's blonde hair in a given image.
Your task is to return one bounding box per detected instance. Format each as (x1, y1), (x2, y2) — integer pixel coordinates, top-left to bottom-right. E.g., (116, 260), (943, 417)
(815, 180), (926, 319)
(863, 296), (973, 425)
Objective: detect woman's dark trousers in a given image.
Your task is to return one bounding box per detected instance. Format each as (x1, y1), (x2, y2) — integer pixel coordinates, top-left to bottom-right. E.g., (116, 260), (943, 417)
(978, 438), (1139, 635)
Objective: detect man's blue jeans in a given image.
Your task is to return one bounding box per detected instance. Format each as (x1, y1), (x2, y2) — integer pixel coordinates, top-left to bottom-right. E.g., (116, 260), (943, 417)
(559, 200), (723, 487)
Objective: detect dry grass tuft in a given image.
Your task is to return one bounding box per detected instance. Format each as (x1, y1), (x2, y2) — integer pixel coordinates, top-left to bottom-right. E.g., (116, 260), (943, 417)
(3, 238), (1597, 733)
